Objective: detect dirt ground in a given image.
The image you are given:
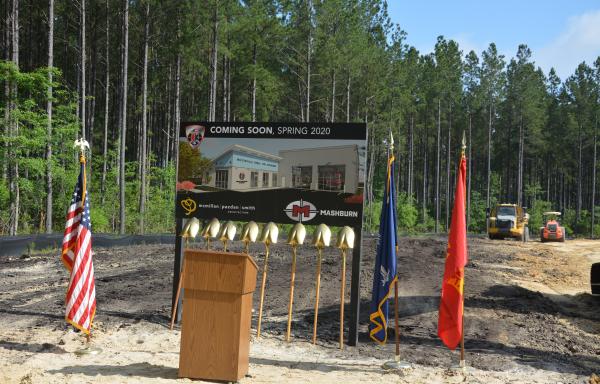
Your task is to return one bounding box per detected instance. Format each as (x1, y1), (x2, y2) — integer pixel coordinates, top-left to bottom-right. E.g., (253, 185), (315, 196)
(0, 235), (598, 383)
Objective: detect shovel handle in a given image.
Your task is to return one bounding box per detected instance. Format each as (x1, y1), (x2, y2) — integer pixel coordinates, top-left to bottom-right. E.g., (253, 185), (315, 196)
(340, 250), (346, 350)
(312, 248), (323, 345)
(286, 246), (297, 342)
(256, 245), (270, 338)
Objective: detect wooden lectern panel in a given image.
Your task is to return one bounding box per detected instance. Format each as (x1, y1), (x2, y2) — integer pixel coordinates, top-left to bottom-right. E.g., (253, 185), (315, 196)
(179, 250), (257, 382)
(183, 250), (258, 294)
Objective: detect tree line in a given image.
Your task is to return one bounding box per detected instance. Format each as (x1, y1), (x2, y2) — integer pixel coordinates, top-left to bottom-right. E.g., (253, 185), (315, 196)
(1, 0), (599, 236)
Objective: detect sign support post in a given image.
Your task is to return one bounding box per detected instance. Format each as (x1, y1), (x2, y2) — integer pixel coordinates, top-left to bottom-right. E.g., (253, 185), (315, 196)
(172, 217), (184, 323)
(348, 226), (362, 346)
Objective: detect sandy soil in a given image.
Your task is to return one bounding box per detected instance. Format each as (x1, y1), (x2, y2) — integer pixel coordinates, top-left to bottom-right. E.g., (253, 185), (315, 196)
(0, 236), (598, 383)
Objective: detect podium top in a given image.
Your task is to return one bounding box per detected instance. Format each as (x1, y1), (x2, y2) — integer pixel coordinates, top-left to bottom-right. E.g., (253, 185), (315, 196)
(183, 249), (258, 295)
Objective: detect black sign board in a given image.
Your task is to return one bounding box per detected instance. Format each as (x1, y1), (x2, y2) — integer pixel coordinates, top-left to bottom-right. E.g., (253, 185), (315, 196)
(176, 121), (367, 227)
(173, 121), (368, 346)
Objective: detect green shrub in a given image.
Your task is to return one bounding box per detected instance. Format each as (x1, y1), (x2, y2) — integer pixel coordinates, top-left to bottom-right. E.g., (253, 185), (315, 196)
(90, 207), (110, 232)
(527, 200), (553, 230)
(396, 193), (418, 232)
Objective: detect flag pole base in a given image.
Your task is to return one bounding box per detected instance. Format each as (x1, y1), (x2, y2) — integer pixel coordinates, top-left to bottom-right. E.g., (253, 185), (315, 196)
(382, 355), (411, 370)
(449, 360), (467, 373)
(74, 345), (102, 356)
(74, 340), (103, 356)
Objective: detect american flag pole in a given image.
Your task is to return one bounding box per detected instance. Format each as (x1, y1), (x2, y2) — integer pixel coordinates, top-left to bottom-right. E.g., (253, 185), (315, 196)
(62, 139), (99, 353)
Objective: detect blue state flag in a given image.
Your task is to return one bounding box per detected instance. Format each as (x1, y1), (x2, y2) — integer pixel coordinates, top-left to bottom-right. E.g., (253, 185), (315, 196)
(368, 150), (398, 344)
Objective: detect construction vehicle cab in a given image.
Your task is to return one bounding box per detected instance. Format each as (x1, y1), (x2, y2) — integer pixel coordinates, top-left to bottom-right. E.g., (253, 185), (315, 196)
(592, 263), (600, 295)
(540, 211), (566, 242)
(487, 203), (529, 241)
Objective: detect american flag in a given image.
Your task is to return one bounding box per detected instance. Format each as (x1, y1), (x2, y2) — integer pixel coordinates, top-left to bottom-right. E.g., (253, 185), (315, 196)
(61, 160), (96, 334)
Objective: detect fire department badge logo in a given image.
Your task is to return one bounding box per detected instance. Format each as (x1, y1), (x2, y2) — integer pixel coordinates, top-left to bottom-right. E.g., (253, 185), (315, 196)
(185, 124), (205, 149)
(284, 199), (318, 222)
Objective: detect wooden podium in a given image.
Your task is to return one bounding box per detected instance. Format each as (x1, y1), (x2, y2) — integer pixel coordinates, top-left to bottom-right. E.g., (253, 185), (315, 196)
(178, 249), (258, 381)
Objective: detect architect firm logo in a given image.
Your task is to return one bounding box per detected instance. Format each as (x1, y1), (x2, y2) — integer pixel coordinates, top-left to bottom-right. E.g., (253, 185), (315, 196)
(284, 199), (318, 222)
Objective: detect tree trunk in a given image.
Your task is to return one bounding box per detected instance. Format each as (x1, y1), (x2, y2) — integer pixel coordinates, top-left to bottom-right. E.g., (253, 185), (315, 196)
(165, 64), (172, 167)
(305, 0), (313, 122)
(101, 0), (109, 205)
(305, 49), (311, 122)
(346, 72), (350, 123)
(435, 99), (441, 233)
(80, 0), (86, 139)
(330, 70), (335, 122)
(88, 15), (98, 155)
(422, 133), (428, 224)
(251, 42), (256, 122)
(139, 2), (149, 234)
(517, 114), (524, 206)
(119, 0), (129, 234)
(592, 120), (597, 238)
(366, 130), (375, 228)
(467, 113), (472, 230)
(227, 56), (231, 120)
(174, 18), (181, 177)
(45, 0), (54, 233)
(445, 104), (451, 232)
(9, 0), (19, 236)
(222, 54), (227, 120)
(577, 123), (582, 221)
(408, 113), (414, 197)
(2, 0), (10, 182)
(209, 1), (218, 122)
(487, 103), (492, 209)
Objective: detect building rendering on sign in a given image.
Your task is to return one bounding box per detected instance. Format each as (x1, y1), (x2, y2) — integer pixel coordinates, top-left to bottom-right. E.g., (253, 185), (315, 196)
(278, 144), (360, 193)
(205, 143), (360, 193)
(206, 144), (282, 191)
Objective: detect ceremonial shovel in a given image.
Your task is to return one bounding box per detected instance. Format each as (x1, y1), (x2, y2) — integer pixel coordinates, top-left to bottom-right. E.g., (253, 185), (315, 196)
(256, 222), (279, 338)
(219, 221), (237, 251)
(170, 217), (200, 330)
(202, 218), (221, 249)
(241, 221), (259, 254)
(336, 226), (355, 350)
(285, 223), (306, 342)
(311, 223), (331, 345)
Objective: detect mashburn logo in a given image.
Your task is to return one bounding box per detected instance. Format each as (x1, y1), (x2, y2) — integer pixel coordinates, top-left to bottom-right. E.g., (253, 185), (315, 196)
(284, 199), (359, 222)
(284, 199), (318, 222)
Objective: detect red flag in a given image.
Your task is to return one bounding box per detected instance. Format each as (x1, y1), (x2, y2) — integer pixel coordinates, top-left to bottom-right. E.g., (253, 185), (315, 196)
(61, 158), (96, 334)
(437, 153), (468, 350)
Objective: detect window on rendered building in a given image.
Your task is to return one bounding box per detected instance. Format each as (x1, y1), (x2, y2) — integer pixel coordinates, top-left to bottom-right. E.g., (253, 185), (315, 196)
(292, 166), (312, 189)
(318, 165), (345, 191)
(215, 170), (228, 189)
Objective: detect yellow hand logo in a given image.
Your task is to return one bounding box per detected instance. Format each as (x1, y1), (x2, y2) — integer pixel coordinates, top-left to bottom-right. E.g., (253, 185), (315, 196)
(181, 198), (197, 216)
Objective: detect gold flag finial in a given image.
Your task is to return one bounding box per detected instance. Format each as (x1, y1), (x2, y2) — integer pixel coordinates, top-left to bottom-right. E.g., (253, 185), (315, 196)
(389, 130), (394, 149)
(461, 131), (466, 155)
(73, 138), (90, 163)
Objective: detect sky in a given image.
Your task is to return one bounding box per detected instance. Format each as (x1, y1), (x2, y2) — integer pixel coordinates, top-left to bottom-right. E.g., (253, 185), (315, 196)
(387, 0), (600, 80)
